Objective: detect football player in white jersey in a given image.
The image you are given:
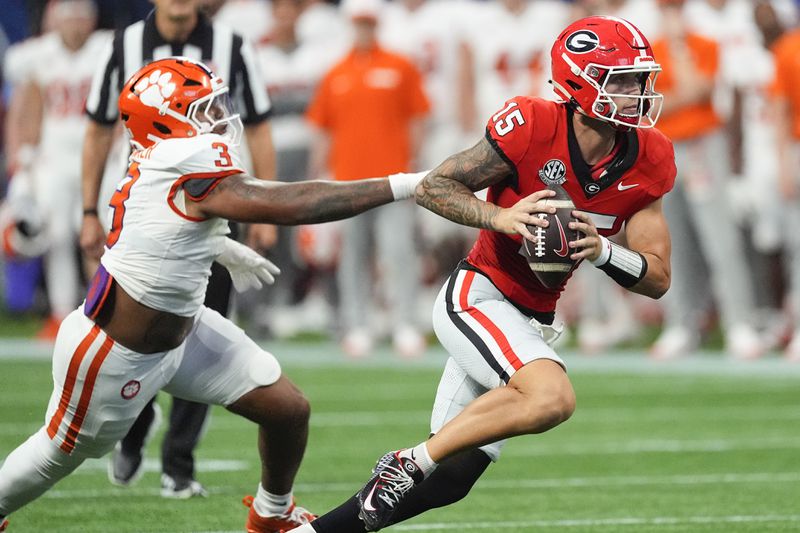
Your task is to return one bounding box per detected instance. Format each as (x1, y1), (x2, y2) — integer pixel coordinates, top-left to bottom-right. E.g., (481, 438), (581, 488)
(0, 57), (425, 533)
(4, 0), (111, 338)
(459, 0), (570, 135)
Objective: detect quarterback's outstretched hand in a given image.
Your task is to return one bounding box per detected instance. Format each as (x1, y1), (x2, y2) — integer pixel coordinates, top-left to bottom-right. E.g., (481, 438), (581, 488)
(216, 237), (281, 292)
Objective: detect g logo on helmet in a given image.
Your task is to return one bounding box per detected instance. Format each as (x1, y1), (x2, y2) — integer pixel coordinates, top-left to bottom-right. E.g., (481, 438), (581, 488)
(565, 30), (600, 54)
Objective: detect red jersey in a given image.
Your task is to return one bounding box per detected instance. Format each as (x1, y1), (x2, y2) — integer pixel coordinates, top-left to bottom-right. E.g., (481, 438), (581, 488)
(466, 97), (676, 313)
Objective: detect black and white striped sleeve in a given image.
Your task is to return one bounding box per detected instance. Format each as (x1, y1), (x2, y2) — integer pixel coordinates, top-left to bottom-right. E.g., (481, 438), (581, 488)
(230, 35), (272, 125)
(85, 32), (123, 125)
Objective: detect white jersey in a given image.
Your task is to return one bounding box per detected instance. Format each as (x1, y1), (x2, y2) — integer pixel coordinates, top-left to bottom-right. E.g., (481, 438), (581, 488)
(256, 38), (338, 152)
(380, 0), (476, 127)
(463, 0), (569, 121)
(26, 31), (111, 161)
(3, 36), (40, 87)
(101, 134), (244, 317)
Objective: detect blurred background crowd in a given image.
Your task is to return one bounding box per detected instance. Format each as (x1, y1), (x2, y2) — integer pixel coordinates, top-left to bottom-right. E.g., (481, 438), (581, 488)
(2, 0), (800, 361)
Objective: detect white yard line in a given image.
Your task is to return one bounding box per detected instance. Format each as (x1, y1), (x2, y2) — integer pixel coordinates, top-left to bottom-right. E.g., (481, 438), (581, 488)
(43, 471), (800, 499)
(3, 340), (800, 377)
(200, 513), (800, 533)
(10, 403), (797, 436)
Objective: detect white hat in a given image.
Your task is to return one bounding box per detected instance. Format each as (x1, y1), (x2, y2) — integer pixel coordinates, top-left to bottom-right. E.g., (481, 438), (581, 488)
(341, 0), (384, 20)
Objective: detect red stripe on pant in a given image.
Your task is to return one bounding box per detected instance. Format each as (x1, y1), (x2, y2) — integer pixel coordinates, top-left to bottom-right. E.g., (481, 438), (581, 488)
(60, 335), (115, 454)
(459, 270), (524, 371)
(46, 325), (102, 440)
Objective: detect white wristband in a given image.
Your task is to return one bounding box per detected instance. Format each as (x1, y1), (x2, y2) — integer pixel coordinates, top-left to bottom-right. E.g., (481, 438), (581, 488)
(388, 171), (429, 200)
(590, 235), (611, 266)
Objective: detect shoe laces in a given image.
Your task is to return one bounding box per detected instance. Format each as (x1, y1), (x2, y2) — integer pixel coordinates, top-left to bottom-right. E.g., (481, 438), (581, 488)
(374, 460), (416, 510)
(283, 503), (315, 524)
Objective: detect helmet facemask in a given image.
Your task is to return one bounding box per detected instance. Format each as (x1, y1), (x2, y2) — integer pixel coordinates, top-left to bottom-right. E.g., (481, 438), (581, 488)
(187, 85), (244, 146)
(559, 53), (663, 129)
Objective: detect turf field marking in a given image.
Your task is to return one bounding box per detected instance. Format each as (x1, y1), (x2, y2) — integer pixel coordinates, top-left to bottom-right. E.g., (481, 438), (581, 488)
(4, 342), (800, 378)
(72, 458), (249, 475)
(43, 471), (800, 499)
(4, 404), (800, 437)
(503, 435), (800, 457)
(200, 513), (800, 532)
(390, 514), (800, 530)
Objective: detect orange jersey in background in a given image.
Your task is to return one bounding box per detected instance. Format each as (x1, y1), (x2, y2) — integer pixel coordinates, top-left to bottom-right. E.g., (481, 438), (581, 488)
(306, 46), (430, 181)
(771, 30), (800, 140)
(652, 33), (721, 142)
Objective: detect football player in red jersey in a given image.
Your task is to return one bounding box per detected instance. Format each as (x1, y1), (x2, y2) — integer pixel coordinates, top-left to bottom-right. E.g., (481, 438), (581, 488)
(288, 15), (675, 533)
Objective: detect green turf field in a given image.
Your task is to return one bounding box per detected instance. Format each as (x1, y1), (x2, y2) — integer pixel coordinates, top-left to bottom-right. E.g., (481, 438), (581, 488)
(1, 344), (799, 532)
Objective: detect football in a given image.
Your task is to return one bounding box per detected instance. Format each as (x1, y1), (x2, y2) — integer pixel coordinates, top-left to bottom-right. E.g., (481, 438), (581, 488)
(521, 184), (582, 289)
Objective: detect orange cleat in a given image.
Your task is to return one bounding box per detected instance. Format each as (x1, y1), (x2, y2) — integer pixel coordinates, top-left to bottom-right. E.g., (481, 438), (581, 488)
(1, 517), (8, 531)
(243, 495), (315, 533)
(36, 316), (62, 341)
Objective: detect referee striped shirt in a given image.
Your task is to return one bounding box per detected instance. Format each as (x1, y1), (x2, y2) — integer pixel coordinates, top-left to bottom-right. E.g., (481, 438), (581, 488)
(86, 10), (271, 125)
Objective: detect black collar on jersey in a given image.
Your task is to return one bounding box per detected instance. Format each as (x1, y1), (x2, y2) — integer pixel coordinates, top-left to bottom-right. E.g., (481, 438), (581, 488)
(142, 9), (214, 60)
(566, 107), (639, 199)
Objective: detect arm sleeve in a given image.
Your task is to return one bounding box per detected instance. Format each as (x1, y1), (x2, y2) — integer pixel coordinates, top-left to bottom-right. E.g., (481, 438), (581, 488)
(84, 33), (121, 125)
(231, 35), (272, 125)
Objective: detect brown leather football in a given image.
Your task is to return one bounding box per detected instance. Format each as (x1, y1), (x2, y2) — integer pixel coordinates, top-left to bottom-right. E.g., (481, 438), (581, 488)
(520, 184), (582, 289)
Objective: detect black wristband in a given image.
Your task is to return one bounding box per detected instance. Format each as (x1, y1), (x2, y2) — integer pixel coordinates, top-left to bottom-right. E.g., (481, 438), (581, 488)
(83, 208), (99, 217)
(597, 241), (648, 288)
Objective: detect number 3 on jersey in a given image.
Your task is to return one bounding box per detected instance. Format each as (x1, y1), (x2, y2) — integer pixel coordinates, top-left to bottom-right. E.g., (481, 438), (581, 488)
(492, 101), (525, 136)
(213, 142), (232, 167)
(106, 163), (141, 248)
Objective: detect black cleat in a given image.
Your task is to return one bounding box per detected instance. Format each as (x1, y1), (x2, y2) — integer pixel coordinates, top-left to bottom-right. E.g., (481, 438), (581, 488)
(160, 474), (209, 499)
(107, 443), (144, 486)
(357, 451), (423, 531)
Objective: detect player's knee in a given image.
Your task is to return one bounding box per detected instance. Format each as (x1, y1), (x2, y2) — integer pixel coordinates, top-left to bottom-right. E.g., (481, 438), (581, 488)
(515, 383), (575, 433)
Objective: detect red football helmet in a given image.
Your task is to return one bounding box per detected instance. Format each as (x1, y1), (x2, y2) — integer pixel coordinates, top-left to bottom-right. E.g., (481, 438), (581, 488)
(550, 16), (662, 129)
(118, 57), (243, 150)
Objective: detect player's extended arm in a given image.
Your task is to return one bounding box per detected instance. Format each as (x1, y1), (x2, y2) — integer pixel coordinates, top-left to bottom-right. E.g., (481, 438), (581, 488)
(622, 198), (671, 298)
(415, 137), (554, 240)
(191, 172), (420, 224)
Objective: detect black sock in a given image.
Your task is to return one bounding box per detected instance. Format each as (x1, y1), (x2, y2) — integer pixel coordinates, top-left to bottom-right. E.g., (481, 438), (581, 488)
(388, 448), (490, 525)
(312, 496), (365, 533)
(311, 448), (491, 532)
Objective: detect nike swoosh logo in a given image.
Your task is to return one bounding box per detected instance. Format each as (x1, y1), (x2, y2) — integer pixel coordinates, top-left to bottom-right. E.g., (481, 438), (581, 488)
(363, 482), (380, 512)
(617, 182), (639, 191)
(554, 216), (568, 258)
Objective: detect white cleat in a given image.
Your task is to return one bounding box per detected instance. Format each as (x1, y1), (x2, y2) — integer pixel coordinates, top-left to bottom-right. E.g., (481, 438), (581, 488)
(649, 326), (699, 360)
(726, 323), (766, 361)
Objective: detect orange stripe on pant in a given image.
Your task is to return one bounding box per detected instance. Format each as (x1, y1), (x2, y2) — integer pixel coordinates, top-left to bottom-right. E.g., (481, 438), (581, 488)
(46, 325), (101, 440)
(60, 335), (115, 454)
(459, 270), (524, 371)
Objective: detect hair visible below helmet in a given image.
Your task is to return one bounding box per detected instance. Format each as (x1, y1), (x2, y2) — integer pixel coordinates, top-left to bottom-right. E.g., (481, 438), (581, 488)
(118, 57), (243, 150)
(550, 16), (663, 129)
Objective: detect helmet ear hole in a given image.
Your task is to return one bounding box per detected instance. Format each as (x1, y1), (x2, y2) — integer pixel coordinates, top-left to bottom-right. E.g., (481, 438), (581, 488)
(153, 122), (172, 135)
(566, 80), (582, 91)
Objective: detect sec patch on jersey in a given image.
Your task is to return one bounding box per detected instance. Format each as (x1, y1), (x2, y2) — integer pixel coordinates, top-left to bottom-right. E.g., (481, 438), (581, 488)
(521, 184), (581, 289)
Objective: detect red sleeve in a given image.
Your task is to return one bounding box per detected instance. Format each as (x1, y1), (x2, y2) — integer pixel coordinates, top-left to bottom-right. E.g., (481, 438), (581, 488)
(642, 129), (676, 197)
(484, 96), (536, 168)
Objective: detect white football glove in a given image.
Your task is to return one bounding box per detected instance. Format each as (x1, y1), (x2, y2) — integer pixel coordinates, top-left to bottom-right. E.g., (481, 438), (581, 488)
(216, 237), (281, 292)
